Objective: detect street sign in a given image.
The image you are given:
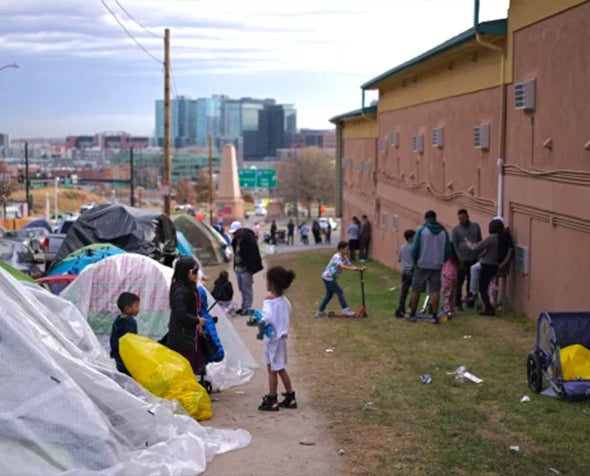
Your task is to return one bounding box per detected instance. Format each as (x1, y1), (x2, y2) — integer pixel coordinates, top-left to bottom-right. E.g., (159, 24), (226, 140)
(238, 169), (256, 188)
(238, 168), (277, 189)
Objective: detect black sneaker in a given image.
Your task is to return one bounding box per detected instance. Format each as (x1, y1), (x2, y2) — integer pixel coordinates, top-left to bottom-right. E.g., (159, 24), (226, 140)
(394, 310), (405, 318)
(408, 313), (417, 323)
(278, 391), (297, 409)
(432, 314), (440, 325)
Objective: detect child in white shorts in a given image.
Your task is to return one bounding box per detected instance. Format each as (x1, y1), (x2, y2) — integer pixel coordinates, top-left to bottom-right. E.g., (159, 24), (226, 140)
(258, 266), (298, 411)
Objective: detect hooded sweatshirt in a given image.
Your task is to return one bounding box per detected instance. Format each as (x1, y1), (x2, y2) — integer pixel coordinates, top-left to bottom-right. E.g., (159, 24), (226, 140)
(412, 220), (451, 270)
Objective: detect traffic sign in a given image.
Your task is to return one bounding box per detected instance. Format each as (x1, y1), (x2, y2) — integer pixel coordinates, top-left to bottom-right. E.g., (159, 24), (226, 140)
(238, 169), (256, 188)
(238, 168), (277, 189)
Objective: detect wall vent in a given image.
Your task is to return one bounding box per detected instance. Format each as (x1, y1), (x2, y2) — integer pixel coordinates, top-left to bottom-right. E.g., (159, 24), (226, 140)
(432, 127), (444, 148)
(514, 245), (529, 274)
(412, 134), (424, 154)
(381, 213), (388, 227)
(392, 214), (400, 231)
(473, 124), (490, 150)
(514, 79), (536, 111)
(390, 131), (400, 148)
(379, 138), (387, 154)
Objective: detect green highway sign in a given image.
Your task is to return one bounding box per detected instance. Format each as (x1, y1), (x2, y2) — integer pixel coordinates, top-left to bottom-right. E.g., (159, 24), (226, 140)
(238, 169), (257, 188)
(238, 168), (277, 189)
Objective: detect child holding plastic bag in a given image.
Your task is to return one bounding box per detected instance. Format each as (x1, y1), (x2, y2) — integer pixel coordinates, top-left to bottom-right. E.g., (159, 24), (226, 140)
(257, 266), (297, 412)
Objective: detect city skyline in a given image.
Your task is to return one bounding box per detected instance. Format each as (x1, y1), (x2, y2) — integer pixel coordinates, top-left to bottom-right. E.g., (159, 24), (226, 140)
(0, 0), (509, 138)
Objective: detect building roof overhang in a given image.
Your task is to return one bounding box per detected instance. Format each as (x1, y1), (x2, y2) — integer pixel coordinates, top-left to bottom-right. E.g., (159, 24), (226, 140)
(329, 106), (377, 124)
(361, 19), (507, 91)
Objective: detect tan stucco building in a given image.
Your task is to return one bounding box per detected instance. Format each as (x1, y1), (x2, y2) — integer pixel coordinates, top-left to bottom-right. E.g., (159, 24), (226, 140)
(331, 0), (590, 318)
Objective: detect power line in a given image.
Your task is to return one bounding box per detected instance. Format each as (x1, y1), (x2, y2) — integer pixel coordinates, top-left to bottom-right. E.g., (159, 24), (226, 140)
(99, 0), (162, 64)
(170, 67), (179, 98)
(113, 0), (162, 38)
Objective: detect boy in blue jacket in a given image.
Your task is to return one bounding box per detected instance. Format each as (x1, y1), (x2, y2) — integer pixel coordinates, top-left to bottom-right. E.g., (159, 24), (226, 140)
(109, 292), (140, 375)
(409, 210), (451, 323)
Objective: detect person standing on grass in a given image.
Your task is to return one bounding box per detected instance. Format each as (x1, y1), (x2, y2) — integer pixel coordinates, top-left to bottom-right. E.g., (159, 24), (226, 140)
(347, 216), (361, 261)
(395, 229), (416, 318)
(287, 219), (295, 246)
(315, 241), (365, 318)
(359, 214), (372, 262)
(408, 210), (451, 324)
(441, 245), (461, 318)
(258, 266), (298, 412)
(110, 292), (141, 375)
(451, 209), (482, 310)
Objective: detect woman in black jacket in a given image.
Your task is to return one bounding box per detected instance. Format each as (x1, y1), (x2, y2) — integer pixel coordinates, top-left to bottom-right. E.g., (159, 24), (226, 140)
(167, 256), (206, 374)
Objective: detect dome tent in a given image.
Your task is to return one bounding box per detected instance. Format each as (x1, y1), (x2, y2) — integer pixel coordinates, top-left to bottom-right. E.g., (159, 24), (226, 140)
(61, 253), (258, 391)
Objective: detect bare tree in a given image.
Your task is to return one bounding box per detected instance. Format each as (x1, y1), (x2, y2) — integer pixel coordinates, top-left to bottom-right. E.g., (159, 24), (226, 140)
(276, 147), (336, 217)
(174, 178), (196, 205)
(194, 168), (211, 205)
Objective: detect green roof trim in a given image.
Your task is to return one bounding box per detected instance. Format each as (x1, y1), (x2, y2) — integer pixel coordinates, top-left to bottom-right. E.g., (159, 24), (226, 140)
(361, 19), (507, 90)
(330, 105), (377, 124)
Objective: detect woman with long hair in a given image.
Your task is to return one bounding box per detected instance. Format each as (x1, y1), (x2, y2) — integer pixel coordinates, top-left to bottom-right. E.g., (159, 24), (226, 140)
(167, 256), (206, 374)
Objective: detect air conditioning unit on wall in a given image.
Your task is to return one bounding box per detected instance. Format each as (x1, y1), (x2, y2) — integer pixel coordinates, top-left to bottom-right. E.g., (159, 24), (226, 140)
(473, 124), (490, 150)
(514, 79), (536, 111)
(379, 138), (387, 154)
(514, 245), (529, 274)
(412, 134), (424, 154)
(432, 127), (444, 148)
(390, 131), (400, 148)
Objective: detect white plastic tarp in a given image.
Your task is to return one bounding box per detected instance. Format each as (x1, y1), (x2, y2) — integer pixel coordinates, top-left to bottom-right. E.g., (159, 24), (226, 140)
(60, 253), (258, 391)
(0, 267), (251, 475)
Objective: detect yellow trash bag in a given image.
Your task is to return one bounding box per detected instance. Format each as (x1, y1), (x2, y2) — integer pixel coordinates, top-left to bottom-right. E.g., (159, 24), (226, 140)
(559, 344), (590, 381)
(119, 334), (212, 421)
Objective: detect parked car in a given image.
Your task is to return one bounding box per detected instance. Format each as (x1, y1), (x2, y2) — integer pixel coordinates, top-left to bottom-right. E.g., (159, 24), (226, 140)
(44, 218), (78, 267)
(0, 237), (46, 276)
(255, 206), (268, 216)
(318, 217), (338, 232)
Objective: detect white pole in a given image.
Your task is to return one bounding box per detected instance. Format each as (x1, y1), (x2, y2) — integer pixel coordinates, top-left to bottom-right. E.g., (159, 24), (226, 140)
(45, 192), (50, 221)
(54, 177), (59, 220)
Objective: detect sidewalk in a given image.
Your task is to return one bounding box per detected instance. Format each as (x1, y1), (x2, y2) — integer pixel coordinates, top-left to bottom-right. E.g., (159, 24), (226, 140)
(202, 256), (343, 476)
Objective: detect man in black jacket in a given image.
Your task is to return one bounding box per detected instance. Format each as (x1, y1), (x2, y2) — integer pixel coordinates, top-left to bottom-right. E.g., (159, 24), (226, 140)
(230, 222), (263, 315)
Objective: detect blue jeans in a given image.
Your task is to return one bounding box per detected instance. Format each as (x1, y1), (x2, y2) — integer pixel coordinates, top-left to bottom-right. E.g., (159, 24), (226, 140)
(319, 278), (348, 311)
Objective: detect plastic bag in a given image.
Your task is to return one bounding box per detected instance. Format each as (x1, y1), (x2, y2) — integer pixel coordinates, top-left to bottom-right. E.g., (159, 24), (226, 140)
(559, 344), (590, 381)
(120, 333), (212, 421)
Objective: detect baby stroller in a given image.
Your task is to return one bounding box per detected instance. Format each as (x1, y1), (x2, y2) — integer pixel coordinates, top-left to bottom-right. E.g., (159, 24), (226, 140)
(527, 311), (590, 401)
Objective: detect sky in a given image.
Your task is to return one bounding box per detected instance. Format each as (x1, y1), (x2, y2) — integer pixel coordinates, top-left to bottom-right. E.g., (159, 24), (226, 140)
(0, 0), (509, 139)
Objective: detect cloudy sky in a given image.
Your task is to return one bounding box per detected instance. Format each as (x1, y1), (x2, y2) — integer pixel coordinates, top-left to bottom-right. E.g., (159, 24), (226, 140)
(0, 0), (509, 138)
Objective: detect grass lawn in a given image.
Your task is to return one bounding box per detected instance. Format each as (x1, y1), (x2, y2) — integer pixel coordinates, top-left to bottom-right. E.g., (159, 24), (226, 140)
(266, 250), (590, 476)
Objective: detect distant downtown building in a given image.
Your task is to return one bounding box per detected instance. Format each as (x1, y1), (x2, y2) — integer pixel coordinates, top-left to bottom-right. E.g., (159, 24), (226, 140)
(154, 95), (296, 159)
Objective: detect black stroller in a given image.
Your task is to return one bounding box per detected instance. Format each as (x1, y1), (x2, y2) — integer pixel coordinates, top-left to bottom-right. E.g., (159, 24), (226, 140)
(527, 311), (590, 401)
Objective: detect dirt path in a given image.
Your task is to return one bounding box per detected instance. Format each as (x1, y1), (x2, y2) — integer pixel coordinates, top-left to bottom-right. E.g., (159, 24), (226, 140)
(202, 257), (343, 476)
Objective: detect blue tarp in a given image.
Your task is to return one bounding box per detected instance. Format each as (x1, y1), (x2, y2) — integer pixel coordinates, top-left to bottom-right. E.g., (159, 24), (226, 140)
(48, 244), (125, 276)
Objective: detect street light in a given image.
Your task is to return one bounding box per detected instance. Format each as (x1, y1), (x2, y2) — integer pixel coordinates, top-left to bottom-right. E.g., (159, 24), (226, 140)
(0, 63), (20, 72)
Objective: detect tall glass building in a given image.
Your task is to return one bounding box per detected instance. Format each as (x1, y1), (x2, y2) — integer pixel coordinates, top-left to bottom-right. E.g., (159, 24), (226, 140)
(155, 96), (198, 148)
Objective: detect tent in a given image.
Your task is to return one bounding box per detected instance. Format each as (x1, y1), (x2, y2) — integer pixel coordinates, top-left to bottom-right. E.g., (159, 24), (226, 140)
(54, 203), (177, 267)
(48, 243), (125, 276)
(172, 215), (229, 266)
(61, 253), (258, 391)
(0, 266), (250, 475)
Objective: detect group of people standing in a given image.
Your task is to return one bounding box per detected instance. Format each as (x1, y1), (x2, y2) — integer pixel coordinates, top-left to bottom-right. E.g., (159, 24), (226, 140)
(395, 209), (513, 322)
(346, 215), (372, 262)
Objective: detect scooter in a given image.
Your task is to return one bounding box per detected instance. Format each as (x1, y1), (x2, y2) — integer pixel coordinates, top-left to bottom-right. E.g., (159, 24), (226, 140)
(327, 270), (368, 318)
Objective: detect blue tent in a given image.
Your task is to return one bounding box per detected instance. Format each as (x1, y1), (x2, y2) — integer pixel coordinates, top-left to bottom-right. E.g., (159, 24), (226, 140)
(48, 244), (125, 276)
(176, 231), (195, 258)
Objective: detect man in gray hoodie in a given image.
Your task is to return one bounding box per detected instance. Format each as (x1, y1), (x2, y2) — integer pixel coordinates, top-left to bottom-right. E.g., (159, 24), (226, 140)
(409, 210), (451, 323)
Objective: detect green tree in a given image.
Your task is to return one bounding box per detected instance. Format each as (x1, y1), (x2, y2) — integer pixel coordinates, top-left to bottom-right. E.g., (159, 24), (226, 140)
(276, 147), (336, 217)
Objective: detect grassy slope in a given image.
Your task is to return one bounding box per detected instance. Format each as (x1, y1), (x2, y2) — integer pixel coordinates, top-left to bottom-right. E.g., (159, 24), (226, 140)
(266, 250), (590, 476)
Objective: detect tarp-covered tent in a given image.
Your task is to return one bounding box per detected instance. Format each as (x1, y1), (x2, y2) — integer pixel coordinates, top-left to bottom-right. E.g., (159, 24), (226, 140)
(54, 203), (177, 267)
(0, 266), (251, 476)
(173, 215), (228, 266)
(61, 253), (258, 391)
(48, 243), (125, 276)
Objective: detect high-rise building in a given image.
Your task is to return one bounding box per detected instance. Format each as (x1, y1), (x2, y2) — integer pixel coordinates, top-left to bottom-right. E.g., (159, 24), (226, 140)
(155, 96), (198, 147)
(196, 95), (226, 147)
(243, 104), (297, 160)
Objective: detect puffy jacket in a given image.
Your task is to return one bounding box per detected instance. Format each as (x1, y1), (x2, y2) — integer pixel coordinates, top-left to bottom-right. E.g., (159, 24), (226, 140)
(167, 281), (201, 352)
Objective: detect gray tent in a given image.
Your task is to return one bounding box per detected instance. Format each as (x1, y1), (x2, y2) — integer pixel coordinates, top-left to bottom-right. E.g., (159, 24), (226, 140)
(173, 215), (229, 266)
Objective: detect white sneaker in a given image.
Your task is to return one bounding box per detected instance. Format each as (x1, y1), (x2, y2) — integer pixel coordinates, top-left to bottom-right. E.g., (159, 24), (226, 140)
(315, 311), (326, 318)
(341, 308), (356, 317)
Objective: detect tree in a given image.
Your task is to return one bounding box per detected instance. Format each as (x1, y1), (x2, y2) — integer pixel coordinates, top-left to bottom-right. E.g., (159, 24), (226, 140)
(275, 147), (336, 217)
(194, 168), (212, 205)
(174, 178), (196, 205)
(0, 160), (18, 218)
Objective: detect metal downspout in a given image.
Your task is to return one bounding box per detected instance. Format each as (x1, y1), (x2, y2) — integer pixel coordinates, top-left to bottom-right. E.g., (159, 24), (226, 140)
(474, 0), (507, 218)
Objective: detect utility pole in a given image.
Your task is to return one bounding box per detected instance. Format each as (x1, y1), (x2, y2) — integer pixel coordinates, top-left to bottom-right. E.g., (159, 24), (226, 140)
(208, 134), (214, 225)
(295, 150), (300, 228)
(24, 142), (30, 216)
(130, 147), (135, 207)
(163, 28), (172, 216)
